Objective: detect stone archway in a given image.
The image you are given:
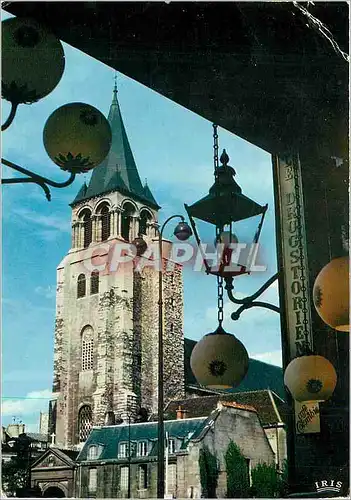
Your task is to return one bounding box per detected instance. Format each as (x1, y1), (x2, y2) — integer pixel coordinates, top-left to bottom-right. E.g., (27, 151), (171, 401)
(42, 484), (67, 498)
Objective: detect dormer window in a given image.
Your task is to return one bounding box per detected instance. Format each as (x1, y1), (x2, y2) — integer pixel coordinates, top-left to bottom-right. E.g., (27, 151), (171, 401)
(137, 441), (148, 457)
(119, 442), (127, 458)
(169, 439), (175, 454)
(88, 445), (98, 460)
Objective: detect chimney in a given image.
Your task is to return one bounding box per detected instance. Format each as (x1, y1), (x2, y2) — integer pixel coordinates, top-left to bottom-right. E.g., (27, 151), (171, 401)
(176, 406), (188, 420)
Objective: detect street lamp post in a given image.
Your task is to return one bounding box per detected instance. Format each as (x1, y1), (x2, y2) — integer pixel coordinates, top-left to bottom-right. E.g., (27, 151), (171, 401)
(155, 215), (192, 499)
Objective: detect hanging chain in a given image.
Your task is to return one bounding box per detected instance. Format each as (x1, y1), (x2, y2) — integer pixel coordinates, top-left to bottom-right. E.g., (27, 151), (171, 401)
(213, 124), (224, 326)
(292, 156), (313, 353)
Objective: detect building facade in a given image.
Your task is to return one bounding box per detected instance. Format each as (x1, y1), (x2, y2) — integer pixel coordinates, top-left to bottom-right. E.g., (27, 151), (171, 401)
(50, 86), (185, 450)
(75, 402), (275, 498)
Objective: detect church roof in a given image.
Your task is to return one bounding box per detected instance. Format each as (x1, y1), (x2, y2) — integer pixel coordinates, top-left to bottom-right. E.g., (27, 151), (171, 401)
(164, 390), (288, 427)
(184, 337), (285, 399)
(71, 86), (159, 209)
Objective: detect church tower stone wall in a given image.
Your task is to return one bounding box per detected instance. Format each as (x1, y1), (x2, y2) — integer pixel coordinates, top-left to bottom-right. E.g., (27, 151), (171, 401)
(50, 85), (185, 449)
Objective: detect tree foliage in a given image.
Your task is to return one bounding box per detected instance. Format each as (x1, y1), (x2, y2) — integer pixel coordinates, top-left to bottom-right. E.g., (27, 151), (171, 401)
(250, 462), (279, 498)
(199, 445), (219, 498)
(2, 456), (28, 496)
(225, 441), (250, 498)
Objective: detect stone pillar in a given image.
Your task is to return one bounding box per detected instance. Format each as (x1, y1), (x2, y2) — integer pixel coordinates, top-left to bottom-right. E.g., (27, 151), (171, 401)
(92, 216), (98, 243)
(110, 211), (115, 239)
(78, 222), (84, 249)
(96, 215), (102, 242)
(116, 210), (122, 237)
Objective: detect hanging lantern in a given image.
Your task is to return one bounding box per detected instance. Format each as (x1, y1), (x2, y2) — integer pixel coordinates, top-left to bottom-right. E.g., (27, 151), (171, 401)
(43, 103), (112, 173)
(174, 220), (193, 241)
(313, 256), (349, 332)
(132, 236), (148, 256)
(284, 355), (337, 403)
(190, 324), (249, 390)
(2, 17), (65, 104)
(185, 145), (268, 278)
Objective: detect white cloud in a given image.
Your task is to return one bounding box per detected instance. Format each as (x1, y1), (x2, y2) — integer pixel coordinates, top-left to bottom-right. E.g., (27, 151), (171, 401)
(251, 350), (283, 367)
(2, 389), (53, 419)
(12, 208), (70, 233)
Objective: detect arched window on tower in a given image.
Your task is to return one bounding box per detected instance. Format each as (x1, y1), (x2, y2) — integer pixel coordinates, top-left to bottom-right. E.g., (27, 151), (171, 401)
(79, 209), (92, 248)
(81, 326), (94, 371)
(90, 272), (99, 295)
(121, 202), (136, 242)
(99, 204), (111, 241)
(78, 405), (92, 442)
(139, 209), (152, 236)
(77, 274), (86, 298)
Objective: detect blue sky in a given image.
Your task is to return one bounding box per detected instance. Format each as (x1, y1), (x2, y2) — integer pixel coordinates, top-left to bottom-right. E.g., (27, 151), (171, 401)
(2, 15), (282, 432)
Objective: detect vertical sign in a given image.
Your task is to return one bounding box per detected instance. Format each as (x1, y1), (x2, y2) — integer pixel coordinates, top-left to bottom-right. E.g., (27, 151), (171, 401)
(274, 155), (320, 434)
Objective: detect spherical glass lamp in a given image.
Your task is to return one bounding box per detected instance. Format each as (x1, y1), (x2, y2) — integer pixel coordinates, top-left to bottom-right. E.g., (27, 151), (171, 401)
(313, 256), (349, 332)
(2, 17), (65, 104)
(43, 103), (112, 173)
(174, 221), (192, 241)
(284, 354), (337, 403)
(132, 236), (148, 256)
(190, 324), (249, 390)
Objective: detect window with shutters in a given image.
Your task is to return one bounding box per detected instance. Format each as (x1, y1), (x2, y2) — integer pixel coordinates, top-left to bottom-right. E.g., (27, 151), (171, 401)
(81, 326), (94, 371)
(77, 274), (86, 298)
(120, 466), (129, 491)
(138, 464), (148, 489)
(78, 405), (92, 442)
(90, 272), (99, 295)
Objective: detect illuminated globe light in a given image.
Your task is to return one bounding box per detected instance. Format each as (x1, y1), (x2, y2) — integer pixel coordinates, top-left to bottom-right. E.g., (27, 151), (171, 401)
(313, 256), (349, 332)
(284, 355), (337, 403)
(43, 103), (112, 173)
(190, 324), (249, 390)
(2, 17), (65, 104)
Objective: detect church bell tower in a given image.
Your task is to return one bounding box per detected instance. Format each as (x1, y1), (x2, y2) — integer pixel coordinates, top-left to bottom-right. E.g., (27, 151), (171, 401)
(49, 83), (185, 449)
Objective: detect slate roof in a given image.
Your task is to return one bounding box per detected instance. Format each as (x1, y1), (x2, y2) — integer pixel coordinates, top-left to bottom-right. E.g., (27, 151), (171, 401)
(72, 87), (159, 209)
(77, 418), (208, 462)
(184, 337), (285, 399)
(27, 432), (49, 443)
(164, 390), (288, 427)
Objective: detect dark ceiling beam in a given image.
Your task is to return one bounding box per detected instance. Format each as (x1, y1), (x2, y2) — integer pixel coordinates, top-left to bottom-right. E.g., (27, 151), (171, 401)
(4, 2), (349, 158)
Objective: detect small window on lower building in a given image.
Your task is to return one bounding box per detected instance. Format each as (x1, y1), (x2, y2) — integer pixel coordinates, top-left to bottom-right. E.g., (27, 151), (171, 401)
(168, 464), (177, 496)
(89, 468), (97, 495)
(120, 466), (129, 491)
(90, 272), (99, 295)
(138, 464), (148, 490)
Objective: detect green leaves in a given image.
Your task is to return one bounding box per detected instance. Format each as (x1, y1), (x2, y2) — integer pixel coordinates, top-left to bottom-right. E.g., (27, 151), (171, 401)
(225, 441), (250, 498)
(199, 446), (219, 498)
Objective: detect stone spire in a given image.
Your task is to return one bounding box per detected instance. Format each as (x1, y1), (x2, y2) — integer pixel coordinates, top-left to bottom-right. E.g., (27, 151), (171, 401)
(72, 82), (159, 208)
